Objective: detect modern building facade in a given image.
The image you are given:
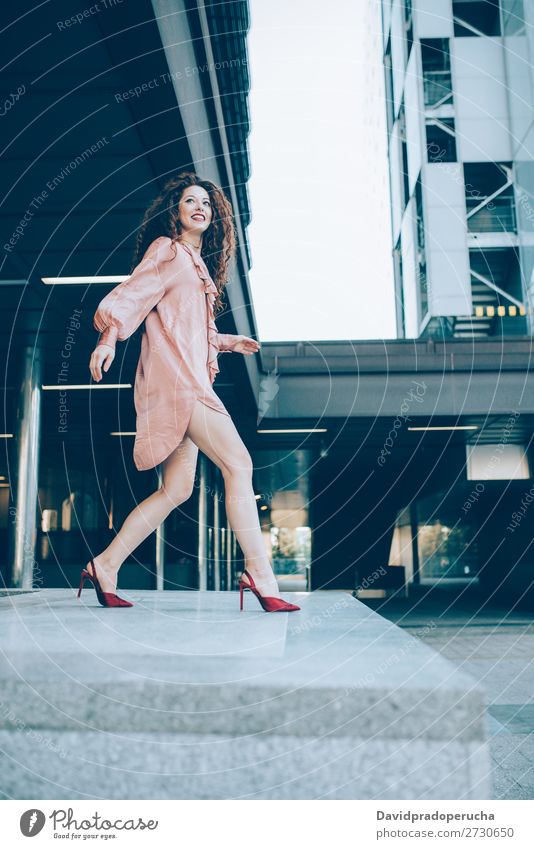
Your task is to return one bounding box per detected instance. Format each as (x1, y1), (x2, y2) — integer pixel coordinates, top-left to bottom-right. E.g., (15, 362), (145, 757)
(382, 0), (534, 339)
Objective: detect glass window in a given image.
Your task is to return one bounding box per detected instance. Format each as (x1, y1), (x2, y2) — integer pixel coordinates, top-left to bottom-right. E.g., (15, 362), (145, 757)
(426, 119), (457, 162)
(418, 521), (479, 581)
(421, 38), (453, 108)
(271, 526), (311, 592)
(453, 1), (501, 37)
(464, 162), (516, 233)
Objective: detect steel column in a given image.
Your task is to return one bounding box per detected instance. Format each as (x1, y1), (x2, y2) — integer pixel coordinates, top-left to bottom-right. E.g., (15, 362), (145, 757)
(10, 346), (43, 588)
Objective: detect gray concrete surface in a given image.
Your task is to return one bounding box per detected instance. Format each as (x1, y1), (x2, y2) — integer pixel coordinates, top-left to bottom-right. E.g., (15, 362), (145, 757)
(409, 624), (534, 800)
(0, 588), (490, 799)
(365, 588), (534, 800)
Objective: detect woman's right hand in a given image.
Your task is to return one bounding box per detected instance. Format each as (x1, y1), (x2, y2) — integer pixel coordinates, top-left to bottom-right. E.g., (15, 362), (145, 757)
(89, 344), (115, 382)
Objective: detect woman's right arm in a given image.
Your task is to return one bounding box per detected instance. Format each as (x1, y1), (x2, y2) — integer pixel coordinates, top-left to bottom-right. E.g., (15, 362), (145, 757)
(90, 236), (174, 381)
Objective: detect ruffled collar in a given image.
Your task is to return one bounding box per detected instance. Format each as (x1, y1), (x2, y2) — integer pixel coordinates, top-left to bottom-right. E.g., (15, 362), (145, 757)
(177, 239), (220, 384)
(177, 240), (218, 296)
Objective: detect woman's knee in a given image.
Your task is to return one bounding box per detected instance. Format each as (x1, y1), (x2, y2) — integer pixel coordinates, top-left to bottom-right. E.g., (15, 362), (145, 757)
(160, 478), (195, 508)
(221, 449), (253, 480)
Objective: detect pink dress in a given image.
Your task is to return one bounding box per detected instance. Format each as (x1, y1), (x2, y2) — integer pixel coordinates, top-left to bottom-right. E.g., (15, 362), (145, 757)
(93, 236), (239, 471)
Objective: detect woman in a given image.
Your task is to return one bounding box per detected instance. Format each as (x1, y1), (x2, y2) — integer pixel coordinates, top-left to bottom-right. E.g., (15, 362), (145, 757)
(80, 173), (299, 613)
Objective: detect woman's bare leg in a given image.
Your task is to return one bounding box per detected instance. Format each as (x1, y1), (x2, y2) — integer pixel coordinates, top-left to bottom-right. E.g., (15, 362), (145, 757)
(87, 436), (199, 593)
(185, 398), (281, 597)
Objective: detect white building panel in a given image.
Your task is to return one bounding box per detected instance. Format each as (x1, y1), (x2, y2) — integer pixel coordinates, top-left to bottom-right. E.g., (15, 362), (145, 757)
(426, 206), (467, 250)
(516, 124), (534, 161)
(401, 198), (420, 336)
(424, 164), (467, 246)
(404, 47), (423, 196)
(454, 75), (507, 125)
(413, 0), (453, 38)
(424, 163), (471, 315)
(509, 116), (534, 159)
(427, 249), (471, 315)
(453, 38), (511, 161)
(458, 119), (512, 161)
(504, 36), (534, 160)
(390, 0), (406, 117)
(389, 121), (404, 243)
(424, 161), (465, 208)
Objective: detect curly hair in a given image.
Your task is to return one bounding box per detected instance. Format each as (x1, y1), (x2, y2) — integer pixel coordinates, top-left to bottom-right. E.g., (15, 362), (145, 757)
(131, 172), (236, 316)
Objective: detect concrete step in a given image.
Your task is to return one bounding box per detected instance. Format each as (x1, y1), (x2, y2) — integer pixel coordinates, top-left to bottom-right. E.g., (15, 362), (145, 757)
(0, 589), (491, 800)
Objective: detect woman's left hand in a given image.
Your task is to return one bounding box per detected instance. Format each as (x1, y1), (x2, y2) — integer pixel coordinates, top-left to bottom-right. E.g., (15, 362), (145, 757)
(232, 335), (261, 355)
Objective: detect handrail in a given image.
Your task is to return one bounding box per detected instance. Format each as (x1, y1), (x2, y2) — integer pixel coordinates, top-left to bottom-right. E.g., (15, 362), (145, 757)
(470, 269), (524, 309)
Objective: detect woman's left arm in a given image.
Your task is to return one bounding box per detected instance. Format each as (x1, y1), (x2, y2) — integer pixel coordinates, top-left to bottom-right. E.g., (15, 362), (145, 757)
(216, 333), (239, 351)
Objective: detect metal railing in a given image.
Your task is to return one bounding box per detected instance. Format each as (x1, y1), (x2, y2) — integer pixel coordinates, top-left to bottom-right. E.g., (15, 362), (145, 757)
(466, 197), (516, 233)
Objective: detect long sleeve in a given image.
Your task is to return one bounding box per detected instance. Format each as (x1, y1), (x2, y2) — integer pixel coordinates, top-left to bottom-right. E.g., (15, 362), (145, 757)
(93, 236), (174, 350)
(216, 332), (240, 352)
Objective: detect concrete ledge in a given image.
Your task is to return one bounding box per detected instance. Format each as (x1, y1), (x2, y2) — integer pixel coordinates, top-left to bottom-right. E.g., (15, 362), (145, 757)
(0, 732), (490, 801)
(0, 589), (491, 799)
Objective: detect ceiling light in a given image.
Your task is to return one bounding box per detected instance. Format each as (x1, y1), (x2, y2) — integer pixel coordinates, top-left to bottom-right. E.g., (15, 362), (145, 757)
(257, 428), (328, 434)
(42, 384), (132, 390)
(407, 425), (479, 431)
(41, 276), (128, 285)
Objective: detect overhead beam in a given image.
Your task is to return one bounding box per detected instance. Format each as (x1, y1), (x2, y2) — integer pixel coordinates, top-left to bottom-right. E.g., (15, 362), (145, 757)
(258, 339), (534, 418)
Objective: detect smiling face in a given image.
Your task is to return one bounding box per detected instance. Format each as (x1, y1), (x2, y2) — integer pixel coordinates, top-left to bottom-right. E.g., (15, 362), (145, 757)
(177, 184), (213, 238)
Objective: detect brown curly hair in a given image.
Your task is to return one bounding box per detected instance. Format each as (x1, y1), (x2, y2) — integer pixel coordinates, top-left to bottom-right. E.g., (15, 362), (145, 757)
(131, 172), (236, 316)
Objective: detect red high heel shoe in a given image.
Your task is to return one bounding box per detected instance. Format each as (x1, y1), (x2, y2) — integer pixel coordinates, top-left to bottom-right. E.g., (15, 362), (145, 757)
(239, 569), (300, 612)
(77, 558), (133, 608)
